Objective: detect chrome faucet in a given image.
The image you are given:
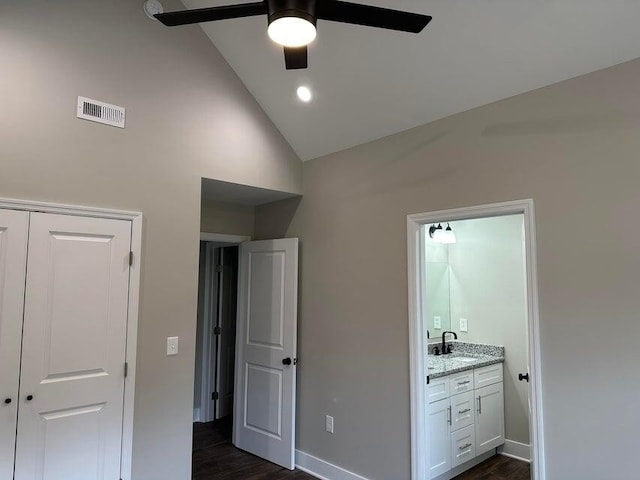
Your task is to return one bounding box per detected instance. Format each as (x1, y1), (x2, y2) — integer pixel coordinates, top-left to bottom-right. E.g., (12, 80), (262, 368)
(442, 331), (457, 354)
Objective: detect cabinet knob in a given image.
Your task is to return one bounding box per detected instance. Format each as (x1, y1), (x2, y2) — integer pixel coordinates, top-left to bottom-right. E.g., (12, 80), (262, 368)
(3, 398), (11, 405)
(26, 395), (34, 401)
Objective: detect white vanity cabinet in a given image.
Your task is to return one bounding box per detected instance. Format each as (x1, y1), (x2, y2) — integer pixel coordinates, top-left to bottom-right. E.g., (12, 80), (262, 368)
(427, 362), (504, 479)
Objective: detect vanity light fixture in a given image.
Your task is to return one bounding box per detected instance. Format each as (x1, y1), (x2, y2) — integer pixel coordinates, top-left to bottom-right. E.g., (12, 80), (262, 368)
(429, 223), (456, 244)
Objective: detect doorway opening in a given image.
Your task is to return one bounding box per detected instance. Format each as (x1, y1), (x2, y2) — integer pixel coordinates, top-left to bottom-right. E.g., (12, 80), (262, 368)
(407, 200), (545, 480)
(192, 233), (246, 479)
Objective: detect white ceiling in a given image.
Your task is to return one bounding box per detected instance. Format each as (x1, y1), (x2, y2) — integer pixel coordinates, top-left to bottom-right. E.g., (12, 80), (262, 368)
(181, 0), (640, 161)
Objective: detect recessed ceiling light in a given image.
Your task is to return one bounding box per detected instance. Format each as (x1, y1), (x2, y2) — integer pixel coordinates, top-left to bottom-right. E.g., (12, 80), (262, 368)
(296, 86), (313, 103)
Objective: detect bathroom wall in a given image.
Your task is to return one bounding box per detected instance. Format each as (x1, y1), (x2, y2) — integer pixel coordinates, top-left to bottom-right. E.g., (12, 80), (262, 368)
(448, 215), (530, 446)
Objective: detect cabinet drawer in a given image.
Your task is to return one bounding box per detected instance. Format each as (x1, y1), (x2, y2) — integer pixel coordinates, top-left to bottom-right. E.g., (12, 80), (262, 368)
(474, 363), (503, 389)
(450, 371), (474, 395)
(451, 425), (476, 468)
(449, 391), (475, 432)
(428, 376), (449, 404)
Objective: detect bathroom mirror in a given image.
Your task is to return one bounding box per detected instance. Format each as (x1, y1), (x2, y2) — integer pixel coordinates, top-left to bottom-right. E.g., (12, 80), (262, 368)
(424, 236), (451, 337)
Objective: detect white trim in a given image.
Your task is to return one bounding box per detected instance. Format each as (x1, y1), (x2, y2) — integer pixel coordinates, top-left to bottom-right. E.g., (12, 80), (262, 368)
(407, 199), (545, 480)
(193, 408), (201, 423)
(0, 197), (141, 221)
(121, 214), (142, 480)
(0, 196), (142, 480)
(295, 450), (372, 480)
(200, 232), (251, 243)
(499, 439), (531, 463)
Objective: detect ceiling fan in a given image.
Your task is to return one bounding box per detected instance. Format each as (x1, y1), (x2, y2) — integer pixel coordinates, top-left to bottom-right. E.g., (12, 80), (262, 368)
(153, 0), (432, 70)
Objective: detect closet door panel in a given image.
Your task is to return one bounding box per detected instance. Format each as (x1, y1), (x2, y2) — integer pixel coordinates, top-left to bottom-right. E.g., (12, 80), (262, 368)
(0, 209), (29, 480)
(14, 212), (131, 480)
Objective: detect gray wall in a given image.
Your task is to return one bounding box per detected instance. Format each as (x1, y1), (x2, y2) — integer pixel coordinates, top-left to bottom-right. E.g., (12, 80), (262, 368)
(200, 198), (255, 237)
(448, 216), (529, 445)
(256, 58), (640, 479)
(0, 2), (301, 479)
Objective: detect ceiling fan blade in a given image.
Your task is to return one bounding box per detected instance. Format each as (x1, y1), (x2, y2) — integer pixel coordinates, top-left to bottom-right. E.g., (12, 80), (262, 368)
(155, 2), (268, 26)
(316, 0), (432, 33)
(284, 46), (308, 70)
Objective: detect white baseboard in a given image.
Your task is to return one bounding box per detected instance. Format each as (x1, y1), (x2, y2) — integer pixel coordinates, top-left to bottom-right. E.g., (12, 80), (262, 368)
(295, 450), (372, 480)
(498, 439), (531, 463)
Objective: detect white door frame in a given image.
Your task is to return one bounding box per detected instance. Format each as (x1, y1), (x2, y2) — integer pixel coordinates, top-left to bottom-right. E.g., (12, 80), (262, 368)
(197, 233), (250, 423)
(407, 199), (545, 480)
(0, 196), (142, 480)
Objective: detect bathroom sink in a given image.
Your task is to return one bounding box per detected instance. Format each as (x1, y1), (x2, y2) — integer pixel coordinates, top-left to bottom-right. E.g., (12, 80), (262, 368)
(451, 356), (478, 363)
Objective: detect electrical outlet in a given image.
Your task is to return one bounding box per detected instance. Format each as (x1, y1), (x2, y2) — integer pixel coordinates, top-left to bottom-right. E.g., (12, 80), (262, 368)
(325, 415), (334, 434)
(459, 318), (468, 333)
(167, 336), (179, 356)
(434, 316), (442, 329)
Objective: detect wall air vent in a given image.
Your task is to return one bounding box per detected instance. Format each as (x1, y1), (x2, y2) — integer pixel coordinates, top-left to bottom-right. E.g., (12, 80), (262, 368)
(77, 96), (126, 128)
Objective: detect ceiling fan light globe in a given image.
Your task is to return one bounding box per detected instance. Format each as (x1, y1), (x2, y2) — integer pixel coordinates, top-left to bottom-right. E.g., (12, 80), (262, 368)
(268, 16), (317, 47)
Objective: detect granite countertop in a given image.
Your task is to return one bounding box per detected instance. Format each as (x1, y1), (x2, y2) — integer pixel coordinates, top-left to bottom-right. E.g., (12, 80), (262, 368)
(427, 353), (504, 379)
(427, 341), (505, 379)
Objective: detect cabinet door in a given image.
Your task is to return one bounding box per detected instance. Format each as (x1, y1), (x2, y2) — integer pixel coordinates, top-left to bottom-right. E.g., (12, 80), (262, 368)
(14, 213), (132, 480)
(475, 382), (505, 456)
(450, 390), (475, 432)
(428, 398), (451, 477)
(0, 209), (29, 480)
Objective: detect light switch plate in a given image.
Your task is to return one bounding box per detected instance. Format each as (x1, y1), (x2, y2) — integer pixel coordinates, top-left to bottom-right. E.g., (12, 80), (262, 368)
(167, 336), (179, 356)
(434, 316), (442, 329)
(459, 318), (468, 333)
(325, 415), (334, 434)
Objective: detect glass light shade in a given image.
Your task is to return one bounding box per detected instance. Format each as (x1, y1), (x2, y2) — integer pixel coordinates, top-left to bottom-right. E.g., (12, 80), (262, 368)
(440, 227), (457, 244)
(296, 86), (312, 102)
(268, 16), (317, 47)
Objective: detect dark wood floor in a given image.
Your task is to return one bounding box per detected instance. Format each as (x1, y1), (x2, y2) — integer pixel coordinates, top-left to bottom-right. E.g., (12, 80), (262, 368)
(192, 418), (315, 480)
(453, 454), (530, 480)
(193, 419), (529, 480)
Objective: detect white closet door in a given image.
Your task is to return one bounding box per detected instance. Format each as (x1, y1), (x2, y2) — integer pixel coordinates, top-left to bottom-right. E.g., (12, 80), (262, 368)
(14, 212), (132, 480)
(0, 209), (29, 480)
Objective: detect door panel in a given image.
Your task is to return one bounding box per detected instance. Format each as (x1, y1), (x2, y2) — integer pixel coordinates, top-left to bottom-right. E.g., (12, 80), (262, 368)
(234, 239), (298, 469)
(14, 212), (131, 480)
(428, 398), (451, 477)
(0, 209), (29, 480)
(475, 382), (505, 455)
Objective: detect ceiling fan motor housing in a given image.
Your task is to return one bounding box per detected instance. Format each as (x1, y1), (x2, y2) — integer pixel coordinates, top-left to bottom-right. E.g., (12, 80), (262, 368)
(267, 0), (317, 26)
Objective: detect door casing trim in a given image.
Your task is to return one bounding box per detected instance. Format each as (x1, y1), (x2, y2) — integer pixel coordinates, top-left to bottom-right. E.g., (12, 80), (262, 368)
(406, 198), (545, 480)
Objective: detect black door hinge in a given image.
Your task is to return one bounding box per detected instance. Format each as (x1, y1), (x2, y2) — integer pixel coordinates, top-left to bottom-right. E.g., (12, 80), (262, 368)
(213, 326), (221, 335)
(124, 362), (128, 378)
(129, 251), (133, 266)
(427, 375), (430, 385)
(212, 392), (219, 401)
(215, 264), (223, 273)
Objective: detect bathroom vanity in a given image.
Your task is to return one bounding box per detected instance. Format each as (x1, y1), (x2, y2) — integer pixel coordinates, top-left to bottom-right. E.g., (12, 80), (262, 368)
(427, 349), (505, 479)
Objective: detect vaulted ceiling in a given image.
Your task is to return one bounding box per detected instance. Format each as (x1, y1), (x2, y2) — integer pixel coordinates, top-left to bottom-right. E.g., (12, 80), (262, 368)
(180, 0), (640, 160)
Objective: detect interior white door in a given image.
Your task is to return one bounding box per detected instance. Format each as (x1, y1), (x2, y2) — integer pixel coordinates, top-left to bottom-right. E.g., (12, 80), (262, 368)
(216, 246), (238, 420)
(0, 209), (29, 480)
(14, 212), (132, 480)
(233, 238), (298, 470)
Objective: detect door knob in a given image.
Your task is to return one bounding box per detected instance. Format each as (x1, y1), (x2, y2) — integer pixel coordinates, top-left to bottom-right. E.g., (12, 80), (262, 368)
(282, 357), (292, 366)
(518, 373), (529, 383)
(3, 398), (11, 405)
(26, 395), (34, 401)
